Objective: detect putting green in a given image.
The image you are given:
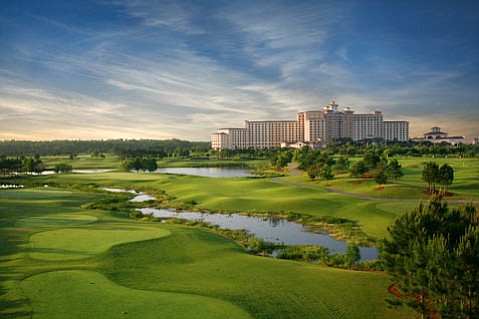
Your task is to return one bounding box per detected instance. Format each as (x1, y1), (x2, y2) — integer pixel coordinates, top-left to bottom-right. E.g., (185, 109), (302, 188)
(15, 214), (97, 228)
(21, 270), (252, 319)
(29, 226), (170, 260)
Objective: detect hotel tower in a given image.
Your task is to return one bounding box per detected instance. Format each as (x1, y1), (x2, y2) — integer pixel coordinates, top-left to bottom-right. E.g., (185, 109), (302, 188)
(212, 101), (409, 150)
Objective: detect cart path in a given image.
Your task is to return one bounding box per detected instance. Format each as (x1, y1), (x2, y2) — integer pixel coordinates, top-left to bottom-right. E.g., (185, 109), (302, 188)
(272, 163), (478, 204)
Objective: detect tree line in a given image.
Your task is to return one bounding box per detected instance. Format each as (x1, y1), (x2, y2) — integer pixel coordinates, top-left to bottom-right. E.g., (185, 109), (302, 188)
(0, 139), (210, 157)
(2, 139), (476, 159)
(0, 155), (45, 176)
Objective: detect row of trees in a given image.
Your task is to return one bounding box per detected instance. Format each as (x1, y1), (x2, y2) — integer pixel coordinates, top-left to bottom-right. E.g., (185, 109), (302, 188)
(348, 150), (403, 186)
(292, 147), (350, 181)
(2, 138), (477, 158)
(0, 139), (210, 157)
(0, 155), (45, 176)
(422, 162), (454, 194)
(120, 157), (158, 172)
(382, 196), (478, 318)
(327, 139), (477, 158)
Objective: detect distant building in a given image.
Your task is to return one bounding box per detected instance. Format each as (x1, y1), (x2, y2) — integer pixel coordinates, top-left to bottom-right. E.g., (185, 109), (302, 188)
(412, 127), (466, 146)
(212, 101), (409, 149)
(384, 121), (409, 142)
(211, 128), (248, 150)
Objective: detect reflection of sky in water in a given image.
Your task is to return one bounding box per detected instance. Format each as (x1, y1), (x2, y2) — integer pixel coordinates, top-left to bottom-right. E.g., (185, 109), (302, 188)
(103, 188), (156, 202)
(139, 208), (378, 261)
(154, 167), (253, 178)
(129, 194), (156, 202)
(37, 169), (115, 175)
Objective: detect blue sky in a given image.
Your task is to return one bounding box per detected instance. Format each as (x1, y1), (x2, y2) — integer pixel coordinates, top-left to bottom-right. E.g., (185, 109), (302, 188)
(1, 0), (478, 140)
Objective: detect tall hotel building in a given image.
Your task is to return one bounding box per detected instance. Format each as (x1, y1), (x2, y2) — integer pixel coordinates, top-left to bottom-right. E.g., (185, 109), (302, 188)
(212, 101), (409, 150)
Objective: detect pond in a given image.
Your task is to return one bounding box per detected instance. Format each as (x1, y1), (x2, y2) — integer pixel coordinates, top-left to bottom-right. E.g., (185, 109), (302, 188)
(102, 188), (156, 202)
(138, 208), (379, 261)
(35, 169), (116, 175)
(154, 167), (254, 178)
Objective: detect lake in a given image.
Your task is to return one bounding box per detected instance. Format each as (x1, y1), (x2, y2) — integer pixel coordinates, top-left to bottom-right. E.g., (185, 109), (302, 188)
(154, 167), (254, 178)
(36, 169), (116, 175)
(102, 188), (156, 202)
(138, 208), (379, 261)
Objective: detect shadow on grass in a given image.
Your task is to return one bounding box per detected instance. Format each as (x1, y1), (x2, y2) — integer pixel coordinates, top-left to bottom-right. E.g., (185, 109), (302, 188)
(0, 271), (32, 318)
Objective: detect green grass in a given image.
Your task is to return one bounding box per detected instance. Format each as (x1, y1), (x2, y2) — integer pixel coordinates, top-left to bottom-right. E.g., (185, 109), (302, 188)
(2, 155), (475, 318)
(41, 154), (120, 169)
(28, 226), (169, 261)
(0, 187), (415, 319)
(291, 157), (479, 200)
(22, 270), (253, 319)
(15, 214), (97, 228)
(9, 156), (476, 243)
(157, 157), (268, 168)
(100, 225), (412, 319)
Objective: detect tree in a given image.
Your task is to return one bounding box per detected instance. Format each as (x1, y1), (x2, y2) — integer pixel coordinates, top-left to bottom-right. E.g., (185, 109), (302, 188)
(386, 158), (403, 183)
(142, 158), (158, 172)
(271, 151), (292, 169)
(349, 160), (368, 181)
(33, 159), (45, 175)
(345, 244), (360, 268)
(334, 155), (350, 172)
(22, 157), (35, 174)
(363, 150), (380, 170)
(438, 164), (454, 194)
(318, 163), (334, 180)
(382, 197), (479, 318)
(422, 162), (439, 193)
(54, 163), (72, 173)
(373, 168), (388, 186)
(307, 164), (320, 180)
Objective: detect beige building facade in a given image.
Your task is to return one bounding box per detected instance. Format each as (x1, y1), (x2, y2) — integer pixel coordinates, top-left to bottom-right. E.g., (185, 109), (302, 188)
(211, 128), (248, 150)
(212, 101), (409, 149)
(384, 121), (409, 142)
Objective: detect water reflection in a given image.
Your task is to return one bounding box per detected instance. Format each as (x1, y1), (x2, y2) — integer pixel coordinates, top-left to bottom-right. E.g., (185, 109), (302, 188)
(138, 208), (378, 261)
(102, 188), (156, 202)
(154, 167), (254, 178)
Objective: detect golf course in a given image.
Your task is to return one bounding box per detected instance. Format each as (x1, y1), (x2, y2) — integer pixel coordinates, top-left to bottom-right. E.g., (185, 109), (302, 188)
(1, 155), (477, 318)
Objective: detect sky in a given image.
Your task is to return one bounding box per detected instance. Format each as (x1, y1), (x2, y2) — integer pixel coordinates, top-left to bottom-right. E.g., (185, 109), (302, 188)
(1, 0), (478, 141)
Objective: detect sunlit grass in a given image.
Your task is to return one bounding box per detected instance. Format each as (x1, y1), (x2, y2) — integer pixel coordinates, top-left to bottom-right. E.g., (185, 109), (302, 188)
(0, 188), (415, 318)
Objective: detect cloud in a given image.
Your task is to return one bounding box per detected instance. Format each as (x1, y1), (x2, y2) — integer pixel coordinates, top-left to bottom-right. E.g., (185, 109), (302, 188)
(1, 1), (477, 140)
(116, 0), (204, 35)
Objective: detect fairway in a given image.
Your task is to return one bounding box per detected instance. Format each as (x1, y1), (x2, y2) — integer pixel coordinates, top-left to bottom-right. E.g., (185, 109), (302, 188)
(29, 226), (169, 260)
(15, 214), (97, 228)
(22, 270), (253, 319)
(0, 187), (416, 318)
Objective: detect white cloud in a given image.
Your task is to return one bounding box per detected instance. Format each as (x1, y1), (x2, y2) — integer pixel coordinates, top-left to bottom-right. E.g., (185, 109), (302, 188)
(117, 0), (204, 35)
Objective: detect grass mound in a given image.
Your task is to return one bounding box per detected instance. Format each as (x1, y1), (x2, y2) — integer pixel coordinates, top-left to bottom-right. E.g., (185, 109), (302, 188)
(22, 270), (253, 319)
(15, 214), (97, 228)
(29, 226), (170, 260)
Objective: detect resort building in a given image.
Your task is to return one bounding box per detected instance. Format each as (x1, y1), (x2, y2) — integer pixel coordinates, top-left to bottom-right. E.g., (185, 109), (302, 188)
(212, 101), (410, 149)
(384, 121), (410, 142)
(211, 128), (248, 150)
(411, 127), (467, 146)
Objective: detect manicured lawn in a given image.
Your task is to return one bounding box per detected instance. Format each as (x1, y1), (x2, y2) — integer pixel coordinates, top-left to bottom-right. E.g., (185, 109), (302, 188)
(101, 225), (413, 319)
(41, 154), (120, 169)
(0, 188), (415, 319)
(283, 157), (478, 200)
(35, 172), (399, 239)
(29, 226), (169, 261)
(157, 157), (268, 168)
(22, 270), (253, 319)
